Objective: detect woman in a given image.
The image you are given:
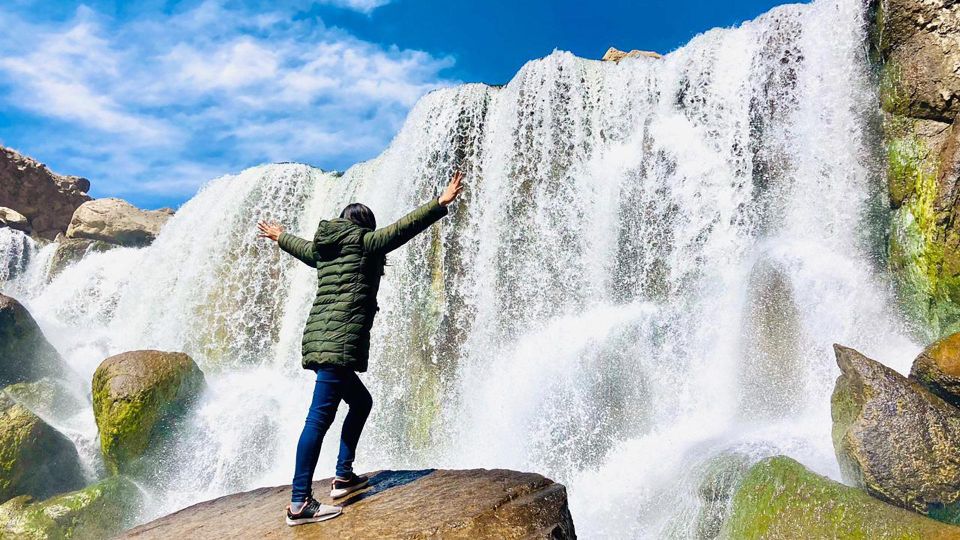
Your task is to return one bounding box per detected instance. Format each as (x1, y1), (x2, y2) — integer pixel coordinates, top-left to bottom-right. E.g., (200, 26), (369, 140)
(258, 171), (464, 526)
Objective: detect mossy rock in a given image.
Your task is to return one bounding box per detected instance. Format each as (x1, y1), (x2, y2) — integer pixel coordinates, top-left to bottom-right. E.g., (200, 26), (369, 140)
(0, 295), (68, 387)
(0, 475), (142, 539)
(0, 394), (85, 505)
(92, 350), (205, 475)
(694, 452), (752, 539)
(911, 332), (960, 408)
(47, 237), (114, 279)
(4, 378), (86, 421)
(832, 344), (960, 522)
(722, 456), (960, 539)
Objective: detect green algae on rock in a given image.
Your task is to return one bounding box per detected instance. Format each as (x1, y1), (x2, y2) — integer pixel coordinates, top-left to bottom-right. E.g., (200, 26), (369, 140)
(0, 393), (85, 505)
(722, 456), (960, 539)
(911, 331), (960, 408)
(0, 475), (142, 539)
(832, 344), (960, 522)
(92, 350), (205, 474)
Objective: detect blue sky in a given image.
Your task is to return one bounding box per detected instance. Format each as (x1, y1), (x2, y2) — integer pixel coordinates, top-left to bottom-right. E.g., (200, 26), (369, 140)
(0, 0), (794, 209)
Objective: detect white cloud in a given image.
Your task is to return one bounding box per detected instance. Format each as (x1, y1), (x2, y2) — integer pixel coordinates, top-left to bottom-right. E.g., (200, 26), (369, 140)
(319, 0), (391, 14)
(0, 0), (452, 204)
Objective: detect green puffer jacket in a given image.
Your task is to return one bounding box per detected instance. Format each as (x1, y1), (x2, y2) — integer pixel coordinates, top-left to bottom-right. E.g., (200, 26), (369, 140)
(278, 197), (449, 372)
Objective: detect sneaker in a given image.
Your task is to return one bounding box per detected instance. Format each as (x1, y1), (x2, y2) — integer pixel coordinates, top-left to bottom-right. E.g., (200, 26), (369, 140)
(330, 472), (369, 499)
(285, 497), (342, 526)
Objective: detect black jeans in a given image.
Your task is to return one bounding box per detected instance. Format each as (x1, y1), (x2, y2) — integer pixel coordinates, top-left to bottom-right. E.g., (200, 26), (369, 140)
(291, 366), (372, 502)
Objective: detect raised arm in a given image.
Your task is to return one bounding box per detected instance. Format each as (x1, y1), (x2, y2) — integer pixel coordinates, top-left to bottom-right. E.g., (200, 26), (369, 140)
(258, 220), (317, 266)
(363, 171), (464, 255)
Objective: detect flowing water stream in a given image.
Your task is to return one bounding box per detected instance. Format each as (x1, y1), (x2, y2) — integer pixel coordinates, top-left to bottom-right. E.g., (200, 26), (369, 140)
(0, 0), (927, 537)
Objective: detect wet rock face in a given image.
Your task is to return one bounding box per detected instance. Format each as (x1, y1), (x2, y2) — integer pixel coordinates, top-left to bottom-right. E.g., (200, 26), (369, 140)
(911, 331), (960, 407)
(0, 146), (91, 241)
(67, 198), (173, 247)
(878, 0), (960, 123)
(119, 469), (576, 539)
(831, 344), (960, 521)
(48, 236), (115, 279)
(92, 350), (205, 474)
(723, 456), (960, 539)
(0, 393), (85, 505)
(0, 294), (68, 387)
(0, 475), (142, 540)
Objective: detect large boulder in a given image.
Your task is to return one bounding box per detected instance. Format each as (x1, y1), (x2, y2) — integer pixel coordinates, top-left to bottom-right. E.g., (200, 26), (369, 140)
(722, 455), (960, 539)
(119, 469), (576, 539)
(832, 344), (960, 521)
(911, 331), (960, 407)
(66, 198), (173, 247)
(92, 350), (205, 474)
(0, 146), (91, 240)
(0, 393), (85, 504)
(0, 475), (142, 539)
(0, 207), (30, 233)
(0, 294), (67, 387)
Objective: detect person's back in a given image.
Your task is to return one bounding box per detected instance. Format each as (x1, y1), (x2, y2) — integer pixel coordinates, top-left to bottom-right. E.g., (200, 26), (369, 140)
(256, 171), (464, 527)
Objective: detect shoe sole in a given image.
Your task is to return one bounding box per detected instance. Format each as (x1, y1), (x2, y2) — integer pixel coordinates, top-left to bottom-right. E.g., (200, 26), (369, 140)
(285, 509), (342, 526)
(330, 479), (369, 499)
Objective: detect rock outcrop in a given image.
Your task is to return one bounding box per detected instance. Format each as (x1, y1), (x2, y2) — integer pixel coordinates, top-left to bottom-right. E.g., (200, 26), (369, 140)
(0, 475), (142, 539)
(0, 208), (30, 233)
(601, 46), (662, 62)
(0, 294), (68, 387)
(723, 456), (960, 538)
(66, 198), (173, 247)
(0, 393), (85, 504)
(911, 331), (960, 407)
(877, 0), (960, 337)
(831, 344), (960, 521)
(92, 350), (205, 474)
(120, 469), (575, 539)
(0, 146), (91, 241)
(4, 377), (85, 421)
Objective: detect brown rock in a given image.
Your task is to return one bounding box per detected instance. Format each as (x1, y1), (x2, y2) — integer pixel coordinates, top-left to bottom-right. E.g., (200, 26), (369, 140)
(67, 198), (173, 247)
(0, 146), (91, 241)
(878, 0), (960, 122)
(911, 332), (960, 407)
(119, 469), (576, 539)
(831, 344), (960, 520)
(48, 236), (115, 278)
(0, 208), (30, 233)
(601, 47), (662, 62)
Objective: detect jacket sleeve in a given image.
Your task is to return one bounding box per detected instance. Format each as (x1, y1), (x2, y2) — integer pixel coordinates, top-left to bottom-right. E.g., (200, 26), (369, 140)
(364, 197), (449, 254)
(277, 232), (317, 266)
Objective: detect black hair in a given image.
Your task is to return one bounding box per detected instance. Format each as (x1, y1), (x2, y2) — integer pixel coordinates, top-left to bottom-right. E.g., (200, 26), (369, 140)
(339, 203), (377, 230)
(339, 202), (386, 275)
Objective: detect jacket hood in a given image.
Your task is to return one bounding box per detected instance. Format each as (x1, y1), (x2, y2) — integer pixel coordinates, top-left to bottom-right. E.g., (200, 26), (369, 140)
(314, 218), (367, 245)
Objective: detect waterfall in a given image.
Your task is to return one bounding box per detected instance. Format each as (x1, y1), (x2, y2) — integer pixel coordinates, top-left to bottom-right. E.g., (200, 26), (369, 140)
(0, 0), (925, 537)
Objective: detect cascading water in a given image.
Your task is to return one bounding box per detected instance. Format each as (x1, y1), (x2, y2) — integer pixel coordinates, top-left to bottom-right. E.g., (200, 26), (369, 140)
(0, 0), (928, 537)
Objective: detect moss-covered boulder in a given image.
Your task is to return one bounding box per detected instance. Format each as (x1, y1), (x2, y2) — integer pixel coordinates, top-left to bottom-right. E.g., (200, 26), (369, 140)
(832, 344), (960, 522)
(0, 475), (141, 539)
(48, 237), (114, 279)
(0, 393), (85, 504)
(92, 350), (205, 474)
(0, 294), (68, 387)
(910, 331), (960, 407)
(4, 378), (86, 421)
(722, 456), (960, 539)
(693, 452), (751, 539)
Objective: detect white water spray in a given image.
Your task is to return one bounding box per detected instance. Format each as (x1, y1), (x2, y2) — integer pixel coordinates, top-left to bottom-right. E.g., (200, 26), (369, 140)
(0, 0), (923, 537)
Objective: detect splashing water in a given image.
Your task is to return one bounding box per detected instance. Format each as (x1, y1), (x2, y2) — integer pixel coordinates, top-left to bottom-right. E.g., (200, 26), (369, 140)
(0, 0), (924, 537)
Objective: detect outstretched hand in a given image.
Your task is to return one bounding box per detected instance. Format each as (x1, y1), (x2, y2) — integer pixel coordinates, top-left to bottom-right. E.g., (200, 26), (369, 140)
(257, 221), (284, 242)
(438, 170), (465, 206)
